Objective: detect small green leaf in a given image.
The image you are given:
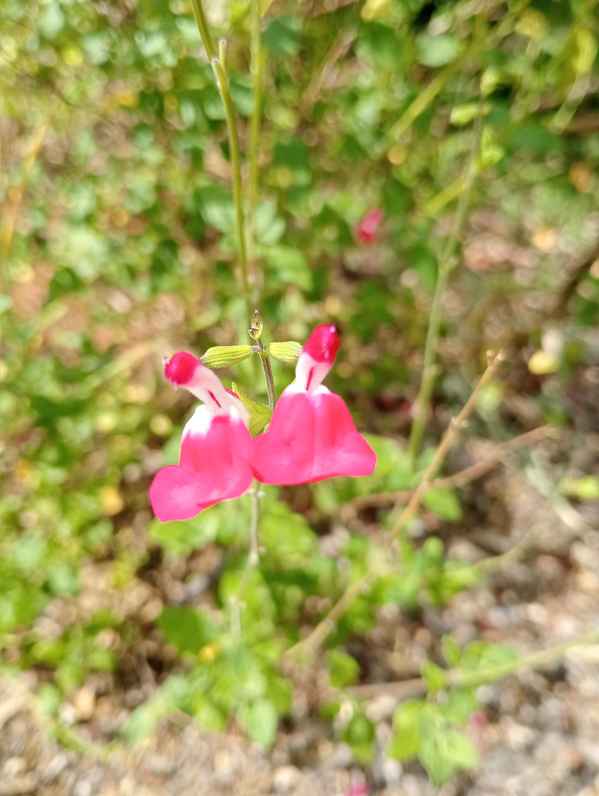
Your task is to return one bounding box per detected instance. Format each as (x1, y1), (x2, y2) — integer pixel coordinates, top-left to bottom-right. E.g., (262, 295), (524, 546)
(232, 383), (272, 435)
(201, 345), (253, 369)
(192, 696), (227, 732)
(327, 649), (360, 688)
(480, 126), (505, 168)
(441, 635), (462, 667)
(422, 661), (447, 693)
(342, 712), (376, 764)
(157, 606), (217, 654)
(443, 688), (478, 724)
(389, 700), (426, 761)
(420, 725), (479, 785)
(450, 103), (488, 127)
(237, 698), (278, 747)
(122, 676), (189, 743)
(149, 516), (217, 556)
(416, 34), (461, 68)
(268, 341), (302, 364)
(560, 475), (599, 501)
(423, 487), (462, 522)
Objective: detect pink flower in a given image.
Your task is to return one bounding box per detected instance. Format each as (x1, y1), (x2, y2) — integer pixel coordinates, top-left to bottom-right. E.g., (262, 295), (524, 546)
(149, 352), (253, 521)
(346, 785), (369, 796)
(356, 208), (383, 245)
(252, 325), (376, 485)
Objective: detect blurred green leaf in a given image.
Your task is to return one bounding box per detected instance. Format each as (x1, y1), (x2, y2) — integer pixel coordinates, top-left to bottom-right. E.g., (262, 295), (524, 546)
(416, 34), (461, 67)
(559, 475), (599, 501)
(158, 606), (218, 654)
(389, 700), (426, 761)
(327, 649), (360, 688)
(423, 487), (462, 522)
(237, 698), (278, 747)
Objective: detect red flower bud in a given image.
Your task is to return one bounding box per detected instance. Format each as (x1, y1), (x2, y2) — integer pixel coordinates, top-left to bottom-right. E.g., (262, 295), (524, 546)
(164, 351), (200, 386)
(303, 323), (340, 364)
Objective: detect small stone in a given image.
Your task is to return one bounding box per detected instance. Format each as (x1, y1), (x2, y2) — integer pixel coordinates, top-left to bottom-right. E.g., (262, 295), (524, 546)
(73, 687), (95, 722)
(73, 782), (92, 796)
(272, 765), (301, 792)
(374, 756), (402, 786)
(145, 755), (175, 776)
(213, 750), (236, 785)
(365, 694), (395, 722)
(505, 720), (536, 749)
(42, 755), (69, 783)
(3, 758), (26, 777)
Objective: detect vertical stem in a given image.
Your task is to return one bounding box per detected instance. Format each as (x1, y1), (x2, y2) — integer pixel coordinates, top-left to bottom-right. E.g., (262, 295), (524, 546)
(249, 310), (276, 409)
(211, 49), (252, 319)
(257, 341), (276, 409)
(189, 1), (252, 319)
(248, 485), (261, 566)
(189, 0), (216, 60)
(248, 0), (264, 230)
(408, 125), (481, 463)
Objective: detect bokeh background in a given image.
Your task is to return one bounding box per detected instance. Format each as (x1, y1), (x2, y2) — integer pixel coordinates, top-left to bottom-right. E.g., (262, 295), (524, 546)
(1, 0), (599, 793)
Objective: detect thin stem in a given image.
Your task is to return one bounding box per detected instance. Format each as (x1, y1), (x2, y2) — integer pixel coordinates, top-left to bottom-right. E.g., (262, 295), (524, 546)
(408, 121), (482, 462)
(211, 50), (252, 318)
(248, 484), (261, 566)
(189, 2), (251, 318)
(257, 343), (276, 409)
(189, 0), (216, 60)
(1, 123), (47, 268)
(341, 425), (555, 522)
(393, 350), (504, 539)
(249, 309), (276, 409)
(349, 631), (599, 700)
(286, 578), (371, 662)
(248, 0), (264, 236)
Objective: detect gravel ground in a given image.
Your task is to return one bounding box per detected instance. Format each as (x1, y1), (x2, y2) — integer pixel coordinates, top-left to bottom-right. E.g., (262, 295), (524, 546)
(1, 444), (598, 796)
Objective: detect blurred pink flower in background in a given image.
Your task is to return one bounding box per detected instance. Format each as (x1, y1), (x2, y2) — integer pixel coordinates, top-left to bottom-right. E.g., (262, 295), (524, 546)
(356, 208), (384, 244)
(345, 784), (369, 796)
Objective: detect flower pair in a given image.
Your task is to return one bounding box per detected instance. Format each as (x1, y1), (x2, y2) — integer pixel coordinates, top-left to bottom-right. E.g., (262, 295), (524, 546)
(150, 325), (376, 522)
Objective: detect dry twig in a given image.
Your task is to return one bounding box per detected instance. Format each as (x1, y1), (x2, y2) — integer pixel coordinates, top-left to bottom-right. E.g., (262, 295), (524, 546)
(341, 425), (556, 525)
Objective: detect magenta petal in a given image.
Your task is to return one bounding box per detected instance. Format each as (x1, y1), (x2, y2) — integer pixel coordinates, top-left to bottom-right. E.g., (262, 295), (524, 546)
(149, 466), (217, 521)
(312, 392), (376, 480)
(252, 390), (376, 485)
(150, 414), (253, 522)
(252, 393), (315, 485)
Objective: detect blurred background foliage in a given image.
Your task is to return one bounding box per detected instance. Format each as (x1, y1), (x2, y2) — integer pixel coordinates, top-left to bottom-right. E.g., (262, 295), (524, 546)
(1, 0), (599, 783)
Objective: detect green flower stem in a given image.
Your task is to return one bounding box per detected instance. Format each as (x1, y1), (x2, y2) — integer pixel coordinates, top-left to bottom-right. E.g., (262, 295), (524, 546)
(408, 119), (482, 463)
(248, 484), (261, 566)
(248, 0), (265, 235)
(211, 47), (252, 318)
(189, 1), (252, 318)
(189, 0), (216, 60)
(256, 341), (276, 410)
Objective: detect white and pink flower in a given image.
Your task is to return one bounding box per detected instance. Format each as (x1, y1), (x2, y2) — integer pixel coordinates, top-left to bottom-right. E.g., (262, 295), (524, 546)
(149, 352), (253, 521)
(251, 324), (376, 485)
(150, 326), (376, 521)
